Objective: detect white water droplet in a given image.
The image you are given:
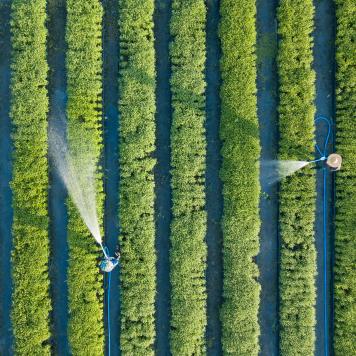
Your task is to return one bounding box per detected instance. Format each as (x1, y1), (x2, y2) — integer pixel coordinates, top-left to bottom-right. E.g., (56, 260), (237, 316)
(278, 160), (310, 178)
(49, 124), (102, 244)
(261, 160), (310, 185)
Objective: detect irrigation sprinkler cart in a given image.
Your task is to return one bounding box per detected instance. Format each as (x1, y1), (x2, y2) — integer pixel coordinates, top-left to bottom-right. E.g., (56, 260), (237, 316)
(100, 256), (119, 273)
(309, 117), (342, 171)
(99, 244), (120, 273)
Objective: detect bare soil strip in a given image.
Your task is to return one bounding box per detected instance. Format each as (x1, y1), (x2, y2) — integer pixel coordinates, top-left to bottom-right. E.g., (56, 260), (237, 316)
(153, 1), (172, 354)
(0, 1), (13, 354)
(205, 1), (223, 354)
(256, 0), (279, 355)
(102, 0), (120, 354)
(313, 1), (336, 354)
(47, 0), (70, 354)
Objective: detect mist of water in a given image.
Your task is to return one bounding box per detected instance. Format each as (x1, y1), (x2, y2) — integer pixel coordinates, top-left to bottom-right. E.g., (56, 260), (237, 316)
(49, 126), (102, 244)
(261, 160), (310, 185)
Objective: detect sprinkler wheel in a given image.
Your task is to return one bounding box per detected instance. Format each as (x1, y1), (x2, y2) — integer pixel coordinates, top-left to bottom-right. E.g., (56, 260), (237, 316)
(326, 153), (342, 171)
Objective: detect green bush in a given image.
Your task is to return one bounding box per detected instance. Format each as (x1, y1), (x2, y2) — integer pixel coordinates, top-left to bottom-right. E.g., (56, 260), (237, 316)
(334, 1), (356, 355)
(277, 1), (316, 355)
(117, 1), (156, 354)
(10, 1), (51, 354)
(66, 2), (105, 355)
(219, 1), (260, 355)
(169, 1), (207, 354)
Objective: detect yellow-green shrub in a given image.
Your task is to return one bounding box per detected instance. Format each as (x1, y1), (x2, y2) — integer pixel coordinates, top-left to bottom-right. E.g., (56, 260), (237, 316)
(169, 1), (207, 354)
(66, 1), (105, 355)
(219, 1), (261, 354)
(277, 1), (316, 355)
(10, 0), (51, 354)
(334, 1), (356, 354)
(118, 1), (157, 354)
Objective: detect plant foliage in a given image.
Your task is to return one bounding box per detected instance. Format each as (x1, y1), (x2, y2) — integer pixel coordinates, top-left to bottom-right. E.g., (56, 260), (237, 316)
(10, 1), (51, 354)
(277, 1), (317, 355)
(169, 1), (207, 354)
(334, 1), (356, 354)
(118, 1), (157, 354)
(219, 1), (261, 354)
(66, 1), (105, 355)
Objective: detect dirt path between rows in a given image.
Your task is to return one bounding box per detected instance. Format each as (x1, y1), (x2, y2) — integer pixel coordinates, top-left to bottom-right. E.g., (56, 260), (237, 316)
(0, 1), (13, 354)
(102, 0), (120, 355)
(313, 1), (336, 355)
(205, 1), (223, 355)
(153, 1), (172, 354)
(47, 0), (70, 354)
(256, 1), (279, 355)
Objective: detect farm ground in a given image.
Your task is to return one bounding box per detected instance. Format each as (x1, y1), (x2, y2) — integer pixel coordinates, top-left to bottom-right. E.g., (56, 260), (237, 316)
(102, 0), (120, 355)
(0, 0), (337, 355)
(256, 0), (279, 354)
(313, 1), (336, 354)
(0, 1), (12, 354)
(154, 1), (172, 355)
(47, 0), (69, 354)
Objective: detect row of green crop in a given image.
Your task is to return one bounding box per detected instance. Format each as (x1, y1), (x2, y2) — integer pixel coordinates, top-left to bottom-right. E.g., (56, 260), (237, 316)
(219, 1), (261, 354)
(169, 1), (207, 354)
(117, 0), (157, 354)
(10, 0), (51, 354)
(277, 1), (317, 355)
(334, 1), (356, 355)
(66, 2), (105, 355)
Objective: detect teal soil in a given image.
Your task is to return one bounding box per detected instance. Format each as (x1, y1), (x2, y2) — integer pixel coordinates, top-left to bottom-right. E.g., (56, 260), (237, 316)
(205, 1), (223, 355)
(102, 0), (120, 355)
(256, 0), (279, 355)
(0, 1), (13, 354)
(313, 1), (335, 355)
(154, 1), (172, 354)
(47, 1), (70, 354)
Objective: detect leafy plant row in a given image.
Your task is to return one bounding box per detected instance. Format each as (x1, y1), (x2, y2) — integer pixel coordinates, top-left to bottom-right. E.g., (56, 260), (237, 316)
(277, 1), (316, 355)
(334, 1), (356, 355)
(10, 1), (51, 354)
(117, 0), (157, 354)
(66, 2), (105, 355)
(219, 1), (261, 354)
(169, 1), (207, 354)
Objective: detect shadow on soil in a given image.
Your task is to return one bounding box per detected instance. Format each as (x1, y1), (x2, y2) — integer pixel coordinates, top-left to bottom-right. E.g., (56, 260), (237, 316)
(0, 1), (13, 354)
(205, 1), (223, 355)
(102, 0), (120, 355)
(154, 1), (172, 355)
(256, 0), (279, 355)
(47, 1), (70, 354)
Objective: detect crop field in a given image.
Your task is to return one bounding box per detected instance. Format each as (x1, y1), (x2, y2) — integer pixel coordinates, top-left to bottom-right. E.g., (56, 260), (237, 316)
(0, 0), (354, 356)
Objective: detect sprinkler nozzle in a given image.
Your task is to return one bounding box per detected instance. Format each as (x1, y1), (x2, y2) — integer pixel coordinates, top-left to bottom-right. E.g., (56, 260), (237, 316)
(309, 156), (327, 164)
(99, 242), (109, 259)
